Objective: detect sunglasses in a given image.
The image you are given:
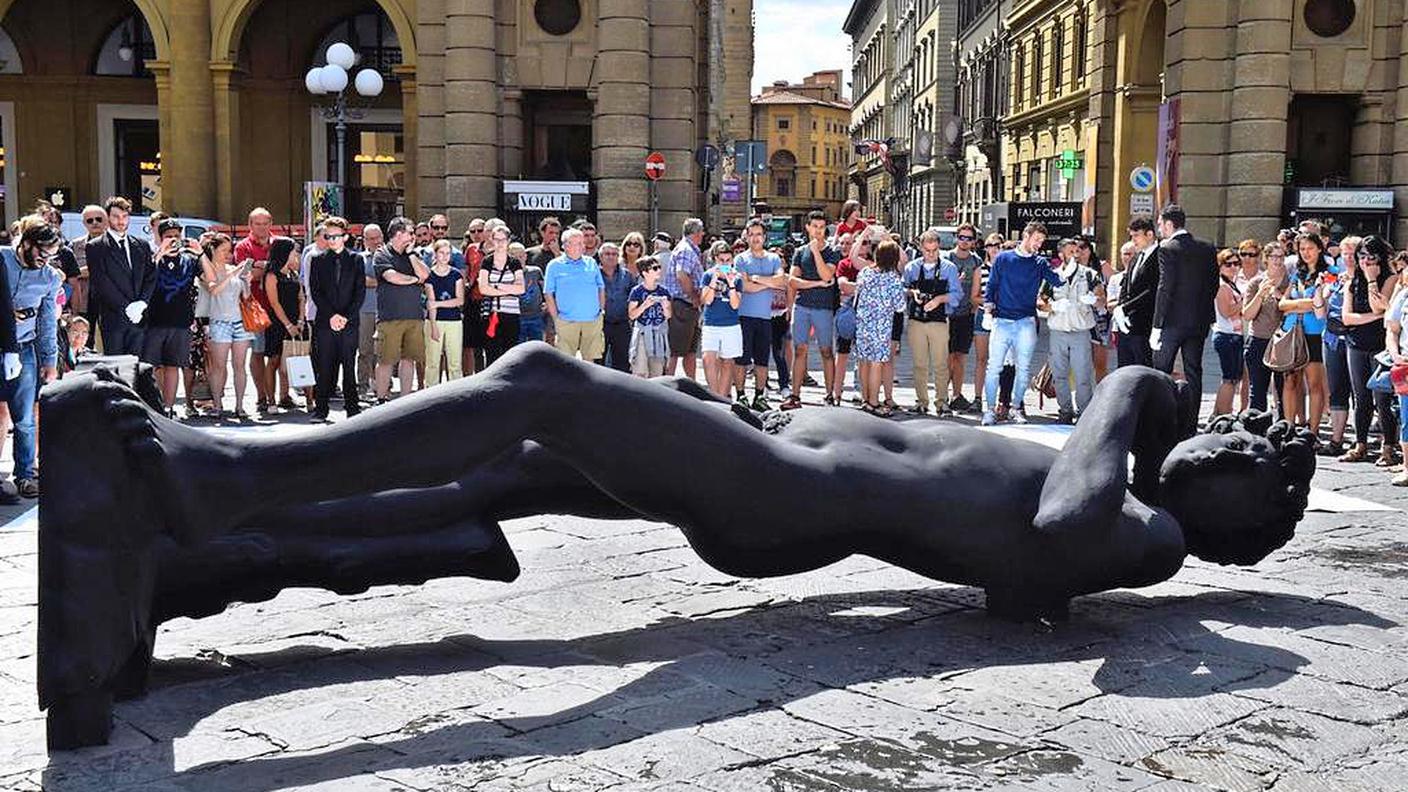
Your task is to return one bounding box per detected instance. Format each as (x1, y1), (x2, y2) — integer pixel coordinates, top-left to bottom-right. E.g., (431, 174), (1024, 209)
(431, 224), (450, 231)
(1220, 261), (1238, 268)
(642, 265), (661, 272)
(83, 217), (105, 225)
(323, 233), (347, 241)
(985, 243), (1000, 248)
(956, 235), (976, 242)
(625, 241), (643, 248)
(1239, 251), (1259, 258)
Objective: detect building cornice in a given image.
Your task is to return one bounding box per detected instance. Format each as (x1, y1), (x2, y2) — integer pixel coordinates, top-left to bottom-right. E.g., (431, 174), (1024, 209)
(1003, 88), (1089, 128)
(843, 0), (881, 36)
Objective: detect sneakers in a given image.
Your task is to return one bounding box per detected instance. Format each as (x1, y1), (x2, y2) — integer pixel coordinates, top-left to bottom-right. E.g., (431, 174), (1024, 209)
(0, 485), (19, 506)
(908, 404), (929, 415)
(949, 394), (971, 412)
(968, 397), (984, 414)
(751, 393), (769, 412)
(15, 479), (38, 499)
(980, 411), (996, 426)
(1056, 410), (1077, 425)
(1393, 471), (1408, 487)
(1010, 409), (1029, 425)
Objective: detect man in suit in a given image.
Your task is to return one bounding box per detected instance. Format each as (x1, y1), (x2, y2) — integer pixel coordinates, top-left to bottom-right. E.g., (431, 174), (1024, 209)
(307, 216), (367, 422)
(1113, 215), (1161, 368)
(86, 197), (155, 356)
(1151, 204), (1218, 389)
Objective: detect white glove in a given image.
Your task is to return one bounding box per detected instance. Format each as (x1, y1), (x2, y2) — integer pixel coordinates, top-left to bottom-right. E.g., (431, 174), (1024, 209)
(1051, 298), (1073, 314)
(125, 300), (148, 325)
(1150, 328), (1163, 351)
(1079, 293), (1098, 306)
(1112, 305), (1132, 334)
(3, 353), (18, 381)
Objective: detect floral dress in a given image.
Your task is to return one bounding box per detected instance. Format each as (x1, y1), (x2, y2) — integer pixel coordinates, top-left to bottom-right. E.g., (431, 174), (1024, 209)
(854, 267), (907, 362)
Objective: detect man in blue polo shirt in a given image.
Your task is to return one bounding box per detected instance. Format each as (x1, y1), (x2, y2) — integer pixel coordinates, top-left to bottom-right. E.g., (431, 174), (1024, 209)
(981, 221), (1060, 426)
(734, 218), (788, 410)
(545, 227), (606, 361)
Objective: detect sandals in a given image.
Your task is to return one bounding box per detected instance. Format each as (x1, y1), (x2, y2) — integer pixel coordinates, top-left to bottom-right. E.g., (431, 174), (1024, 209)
(823, 395), (840, 407)
(875, 404), (894, 418)
(861, 403), (877, 415)
(779, 396), (803, 411)
(1339, 445), (1370, 463)
(277, 397), (300, 410)
(1375, 453), (1400, 468)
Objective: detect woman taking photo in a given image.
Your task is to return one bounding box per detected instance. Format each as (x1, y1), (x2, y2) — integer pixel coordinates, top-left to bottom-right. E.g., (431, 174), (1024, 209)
(201, 233), (253, 420)
(424, 239), (467, 384)
(1319, 236), (1360, 456)
(1340, 236), (1400, 466)
(1242, 242), (1290, 413)
(477, 225), (526, 365)
(854, 240), (908, 417)
(262, 237), (306, 413)
(1276, 233), (1331, 432)
(1211, 248), (1244, 416)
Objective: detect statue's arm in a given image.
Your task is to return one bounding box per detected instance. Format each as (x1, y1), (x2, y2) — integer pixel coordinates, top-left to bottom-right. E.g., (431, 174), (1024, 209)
(1033, 367), (1192, 537)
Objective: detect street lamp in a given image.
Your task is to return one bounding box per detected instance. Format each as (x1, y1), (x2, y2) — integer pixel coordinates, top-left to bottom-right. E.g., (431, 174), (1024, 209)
(304, 42), (384, 190)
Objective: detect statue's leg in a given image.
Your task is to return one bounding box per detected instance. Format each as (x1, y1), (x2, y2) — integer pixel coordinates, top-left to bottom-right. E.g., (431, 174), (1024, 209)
(112, 343), (853, 577)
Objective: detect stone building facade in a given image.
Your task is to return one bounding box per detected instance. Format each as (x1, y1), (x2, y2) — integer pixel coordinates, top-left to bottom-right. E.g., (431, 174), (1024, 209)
(954, 0), (1006, 228)
(752, 71), (852, 226)
(908, 0), (959, 238)
(844, 0), (893, 223)
(0, 0), (753, 240)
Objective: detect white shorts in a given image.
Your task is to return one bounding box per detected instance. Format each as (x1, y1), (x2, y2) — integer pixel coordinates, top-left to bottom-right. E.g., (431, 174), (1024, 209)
(700, 324), (743, 358)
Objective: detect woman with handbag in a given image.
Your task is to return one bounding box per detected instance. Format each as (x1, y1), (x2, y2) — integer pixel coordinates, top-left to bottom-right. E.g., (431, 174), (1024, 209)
(1275, 233), (1331, 431)
(262, 237), (308, 414)
(201, 234), (254, 420)
(830, 235), (872, 406)
(1385, 270), (1408, 486)
(1340, 236), (1400, 466)
(1318, 236), (1359, 457)
(1242, 242), (1289, 413)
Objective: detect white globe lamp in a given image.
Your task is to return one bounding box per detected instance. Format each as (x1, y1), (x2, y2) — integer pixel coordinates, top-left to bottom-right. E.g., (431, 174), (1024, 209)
(319, 63), (348, 94)
(304, 67), (327, 95)
(354, 68), (384, 98)
(326, 42), (357, 71)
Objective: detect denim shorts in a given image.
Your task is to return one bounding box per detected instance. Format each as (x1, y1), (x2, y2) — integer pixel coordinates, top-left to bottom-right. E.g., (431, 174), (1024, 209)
(208, 318), (256, 344)
(1212, 331), (1244, 383)
(790, 305), (836, 350)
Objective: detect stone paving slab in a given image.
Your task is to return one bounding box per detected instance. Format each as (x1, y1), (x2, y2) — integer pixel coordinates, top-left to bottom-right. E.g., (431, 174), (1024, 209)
(5, 399), (1408, 790)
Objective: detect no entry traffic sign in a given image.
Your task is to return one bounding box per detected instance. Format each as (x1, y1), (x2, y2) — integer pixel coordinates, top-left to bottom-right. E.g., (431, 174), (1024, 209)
(645, 152), (666, 181)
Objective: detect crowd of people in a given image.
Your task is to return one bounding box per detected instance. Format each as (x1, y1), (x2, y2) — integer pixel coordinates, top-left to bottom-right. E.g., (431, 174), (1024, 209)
(1, 194), (1406, 505)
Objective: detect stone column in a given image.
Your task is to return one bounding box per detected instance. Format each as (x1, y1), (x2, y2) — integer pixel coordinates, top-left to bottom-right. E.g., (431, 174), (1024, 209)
(501, 88), (524, 181)
(393, 64), (419, 219)
(1393, 4), (1408, 244)
(593, 0), (651, 238)
(444, 0), (499, 230)
(650, 0), (698, 237)
(1223, 0), (1292, 245)
(162, 0), (215, 217)
(210, 61), (243, 222)
(417, 0), (448, 215)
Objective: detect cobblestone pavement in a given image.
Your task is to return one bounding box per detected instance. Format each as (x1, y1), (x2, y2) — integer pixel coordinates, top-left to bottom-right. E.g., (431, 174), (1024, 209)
(3, 353), (1408, 791)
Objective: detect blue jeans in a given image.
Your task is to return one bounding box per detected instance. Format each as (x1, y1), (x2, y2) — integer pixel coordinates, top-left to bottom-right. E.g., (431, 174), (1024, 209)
(518, 314), (545, 343)
(984, 317), (1037, 412)
(3, 343), (37, 480)
(1400, 394), (1408, 444)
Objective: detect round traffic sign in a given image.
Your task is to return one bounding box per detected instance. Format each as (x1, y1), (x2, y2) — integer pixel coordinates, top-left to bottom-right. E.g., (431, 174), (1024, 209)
(695, 144), (720, 171)
(645, 152), (666, 181)
(1130, 166), (1156, 193)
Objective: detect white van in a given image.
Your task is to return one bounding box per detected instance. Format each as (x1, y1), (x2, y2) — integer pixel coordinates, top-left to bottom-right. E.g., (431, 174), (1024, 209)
(60, 212), (225, 243)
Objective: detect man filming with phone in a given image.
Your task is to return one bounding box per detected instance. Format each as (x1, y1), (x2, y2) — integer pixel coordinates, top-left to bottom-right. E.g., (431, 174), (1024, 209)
(140, 219), (201, 416)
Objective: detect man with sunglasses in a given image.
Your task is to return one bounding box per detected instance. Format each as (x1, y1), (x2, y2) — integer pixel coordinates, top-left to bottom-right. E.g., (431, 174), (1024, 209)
(70, 205), (108, 349)
(3, 217), (63, 499)
(308, 217), (367, 421)
(943, 223), (982, 411)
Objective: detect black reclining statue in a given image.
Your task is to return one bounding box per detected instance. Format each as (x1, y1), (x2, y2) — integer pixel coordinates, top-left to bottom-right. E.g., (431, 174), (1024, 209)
(37, 342), (1315, 749)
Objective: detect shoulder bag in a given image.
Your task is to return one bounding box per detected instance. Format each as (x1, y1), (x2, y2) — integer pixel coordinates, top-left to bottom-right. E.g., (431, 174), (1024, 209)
(1263, 313), (1308, 373)
(239, 292), (271, 334)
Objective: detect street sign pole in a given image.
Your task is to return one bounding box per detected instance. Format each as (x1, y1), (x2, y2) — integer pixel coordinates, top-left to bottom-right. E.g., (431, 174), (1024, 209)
(650, 179), (659, 236)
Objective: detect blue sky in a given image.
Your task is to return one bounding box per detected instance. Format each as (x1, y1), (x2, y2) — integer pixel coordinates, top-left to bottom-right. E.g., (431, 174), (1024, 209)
(752, 0), (853, 98)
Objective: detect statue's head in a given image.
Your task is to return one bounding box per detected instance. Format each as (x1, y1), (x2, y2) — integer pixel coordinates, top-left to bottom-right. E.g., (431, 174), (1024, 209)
(1159, 414), (1316, 566)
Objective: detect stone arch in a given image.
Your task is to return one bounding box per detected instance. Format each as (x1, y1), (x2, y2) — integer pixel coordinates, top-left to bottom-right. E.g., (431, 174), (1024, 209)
(0, 0), (168, 61)
(1132, 0), (1167, 88)
(210, 0), (415, 67)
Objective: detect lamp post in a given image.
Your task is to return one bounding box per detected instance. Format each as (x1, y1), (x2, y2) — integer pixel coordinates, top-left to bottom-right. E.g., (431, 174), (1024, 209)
(304, 42), (384, 191)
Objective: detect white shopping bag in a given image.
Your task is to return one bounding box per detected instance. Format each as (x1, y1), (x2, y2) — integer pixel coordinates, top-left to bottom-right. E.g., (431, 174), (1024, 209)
(286, 355), (316, 389)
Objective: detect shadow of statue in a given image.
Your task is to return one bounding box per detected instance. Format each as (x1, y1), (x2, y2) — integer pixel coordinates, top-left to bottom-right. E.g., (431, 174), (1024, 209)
(38, 586), (1398, 791)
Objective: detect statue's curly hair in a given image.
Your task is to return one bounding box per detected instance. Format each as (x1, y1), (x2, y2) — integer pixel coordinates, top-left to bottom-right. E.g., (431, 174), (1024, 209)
(1159, 410), (1316, 566)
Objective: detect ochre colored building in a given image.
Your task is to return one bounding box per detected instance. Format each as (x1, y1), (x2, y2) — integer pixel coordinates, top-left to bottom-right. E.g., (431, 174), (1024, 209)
(0, 0), (754, 240)
(751, 71), (851, 226)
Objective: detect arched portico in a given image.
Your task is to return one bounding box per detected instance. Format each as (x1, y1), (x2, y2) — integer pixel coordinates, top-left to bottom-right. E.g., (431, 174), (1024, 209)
(1107, 0), (1166, 246)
